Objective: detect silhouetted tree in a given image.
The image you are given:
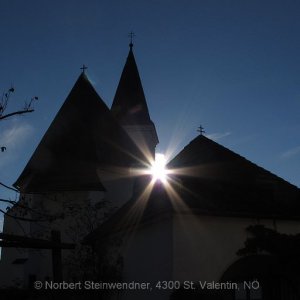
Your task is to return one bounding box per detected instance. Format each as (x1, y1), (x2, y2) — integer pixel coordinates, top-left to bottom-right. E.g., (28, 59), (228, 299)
(237, 225), (300, 259)
(238, 225), (300, 297)
(63, 195), (120, 281)
(0, 86), (38, 219)
(0, 87), (38, 121)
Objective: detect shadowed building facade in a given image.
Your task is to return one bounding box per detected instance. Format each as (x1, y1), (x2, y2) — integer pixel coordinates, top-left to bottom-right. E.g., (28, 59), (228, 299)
(85, 117), (300, 299)
(1, 43), (300, 300)
(0, 44), (158, 289)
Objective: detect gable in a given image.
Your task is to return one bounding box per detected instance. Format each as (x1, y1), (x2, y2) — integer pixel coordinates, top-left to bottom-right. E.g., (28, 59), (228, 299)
(14, 73), (144, 193)
(168, 135), (300, 218)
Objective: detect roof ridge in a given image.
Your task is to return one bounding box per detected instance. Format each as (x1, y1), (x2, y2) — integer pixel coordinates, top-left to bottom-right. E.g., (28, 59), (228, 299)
(170, 135), (299, 190)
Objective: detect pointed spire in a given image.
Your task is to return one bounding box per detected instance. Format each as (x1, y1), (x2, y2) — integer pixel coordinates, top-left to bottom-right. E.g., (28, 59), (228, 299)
(128, 31), (135, 51)
(111, 42), (152, 125)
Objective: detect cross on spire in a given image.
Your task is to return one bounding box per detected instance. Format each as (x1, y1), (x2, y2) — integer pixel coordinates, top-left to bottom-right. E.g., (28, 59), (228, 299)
(128, 31), (135, 50)
(80, 64), (88, 74)
(197, 125), (205, 136)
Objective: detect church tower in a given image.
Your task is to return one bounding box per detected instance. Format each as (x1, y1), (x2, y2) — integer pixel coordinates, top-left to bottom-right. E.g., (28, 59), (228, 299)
(111, 42), (159, 159)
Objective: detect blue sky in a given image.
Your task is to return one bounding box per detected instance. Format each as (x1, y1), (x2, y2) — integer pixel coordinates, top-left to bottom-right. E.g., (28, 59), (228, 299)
(0, 1), (300, 220)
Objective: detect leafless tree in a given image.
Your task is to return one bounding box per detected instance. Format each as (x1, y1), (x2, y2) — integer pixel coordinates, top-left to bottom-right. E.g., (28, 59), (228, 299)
(0, 87), (38, 121)
(0, 86), (39, 219)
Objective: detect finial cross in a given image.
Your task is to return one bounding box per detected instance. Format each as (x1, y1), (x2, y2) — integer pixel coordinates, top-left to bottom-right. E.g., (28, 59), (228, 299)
(197, 125), (205, 135)
(80, 64), (88, 73)
(128, 31), (135, 49)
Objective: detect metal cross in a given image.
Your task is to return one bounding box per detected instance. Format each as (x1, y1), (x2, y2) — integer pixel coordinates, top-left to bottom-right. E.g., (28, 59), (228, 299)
(128, 31), (135, 49)
(80, 64), (88, 73)
(197, 125), (205, 135)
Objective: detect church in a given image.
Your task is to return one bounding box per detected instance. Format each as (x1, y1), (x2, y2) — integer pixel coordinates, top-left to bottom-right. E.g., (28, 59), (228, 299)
(1, 41), (300, 300)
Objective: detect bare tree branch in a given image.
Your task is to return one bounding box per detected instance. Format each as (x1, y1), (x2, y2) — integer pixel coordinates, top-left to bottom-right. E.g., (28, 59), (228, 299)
(0, 208), (44, 222)
(0, 86), (38, 121)
(0, 206), (62, 223)
(0, 182), (19, 192)
(0, 87), (14, 114)
(0, 109), (34, 120)
(0, 198), (17, 206)
(0, 198), (64, 222)
(0, 86), (43, 227)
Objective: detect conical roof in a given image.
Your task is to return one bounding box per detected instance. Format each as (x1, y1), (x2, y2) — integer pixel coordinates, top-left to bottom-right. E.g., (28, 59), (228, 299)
(14, 73), (143, 193)
(168, 135), (300, 218)
(111, 47), (153, 125)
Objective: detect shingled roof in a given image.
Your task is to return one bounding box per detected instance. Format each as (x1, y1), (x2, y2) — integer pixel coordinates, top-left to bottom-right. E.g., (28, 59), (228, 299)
(85, 134), (300, 242)
(14, 73), (143, 193)
(168, 134), (300, 219)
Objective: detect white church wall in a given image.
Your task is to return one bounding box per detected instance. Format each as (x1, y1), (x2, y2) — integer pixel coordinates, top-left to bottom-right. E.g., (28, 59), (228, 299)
(27, 190), (107, 282)
(172, 214), (300, 282)
(90, 211), (300, 300)
(0, 201), (30, 288)
(97, 173), (135, 208)
(0, 164), (137, 289)
(120, 216), (173, 300)
(24, 248), (52, 285)
(0, 189), (111, 287)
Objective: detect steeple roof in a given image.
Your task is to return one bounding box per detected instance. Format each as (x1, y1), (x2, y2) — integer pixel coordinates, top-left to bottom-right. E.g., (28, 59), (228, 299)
(14, 73), (143, 193)
(111, 46), (152, 125)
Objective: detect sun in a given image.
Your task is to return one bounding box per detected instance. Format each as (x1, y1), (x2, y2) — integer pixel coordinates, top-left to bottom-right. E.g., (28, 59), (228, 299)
(150, 153), (168, 183)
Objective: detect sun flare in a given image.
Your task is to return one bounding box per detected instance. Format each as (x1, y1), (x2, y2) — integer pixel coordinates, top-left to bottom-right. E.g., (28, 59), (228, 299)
(150, 153), (168, 183)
